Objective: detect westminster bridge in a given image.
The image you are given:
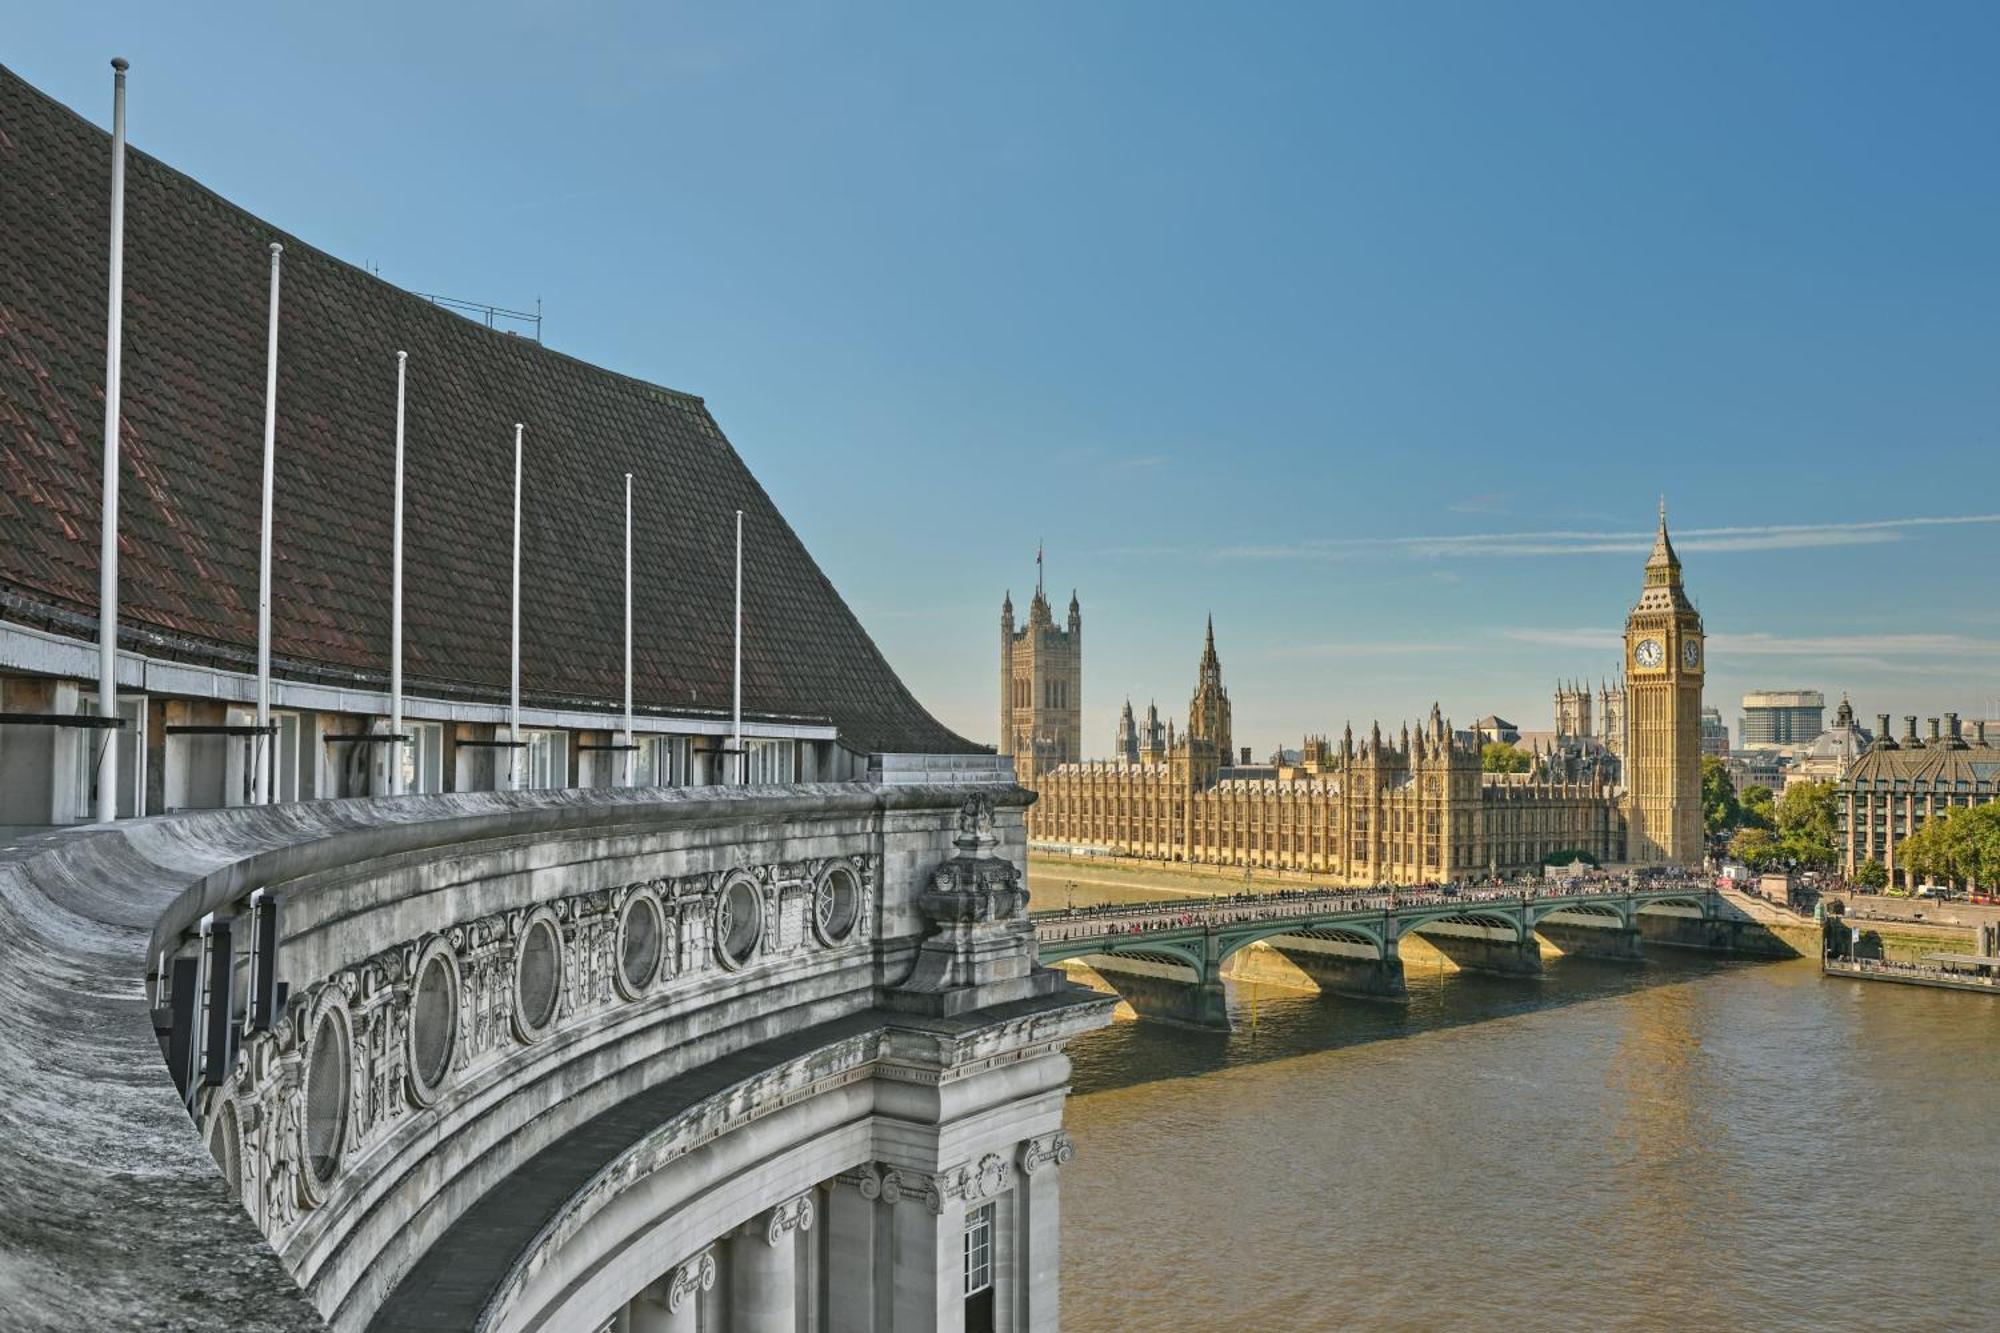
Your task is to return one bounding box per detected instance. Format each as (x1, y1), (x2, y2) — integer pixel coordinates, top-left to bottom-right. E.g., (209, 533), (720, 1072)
(1033, 880), (1762, 1028)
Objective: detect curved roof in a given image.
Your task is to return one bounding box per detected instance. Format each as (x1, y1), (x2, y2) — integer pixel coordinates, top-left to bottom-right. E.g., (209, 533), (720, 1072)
(0, 66), (972, 755)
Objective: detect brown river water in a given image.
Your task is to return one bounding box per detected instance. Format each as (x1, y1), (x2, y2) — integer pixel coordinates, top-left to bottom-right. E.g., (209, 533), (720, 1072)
(1055, 941), (2000, 1330)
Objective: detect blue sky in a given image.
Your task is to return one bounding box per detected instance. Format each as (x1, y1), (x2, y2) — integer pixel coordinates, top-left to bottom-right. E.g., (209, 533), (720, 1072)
(13, 2), (2000, 751)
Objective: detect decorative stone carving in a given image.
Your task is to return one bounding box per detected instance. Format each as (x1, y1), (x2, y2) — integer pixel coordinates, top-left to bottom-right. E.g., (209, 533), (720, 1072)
(1018, 1131), (1076, 1175)
(919, 793), (1027, 924)
(761, 1192), (816, 1245)
(841, 1156), (1009, 1216)
(886, 793), (1057, 1014)
(199, 852), (873, 1253)
(810, 860), (865, 946)
(666, 1247), (717, 1314)
(713, 871), (764, 970)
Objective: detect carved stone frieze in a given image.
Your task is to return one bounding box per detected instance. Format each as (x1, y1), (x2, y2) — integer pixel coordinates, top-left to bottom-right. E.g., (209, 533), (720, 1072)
(197, 852), (873, 1254)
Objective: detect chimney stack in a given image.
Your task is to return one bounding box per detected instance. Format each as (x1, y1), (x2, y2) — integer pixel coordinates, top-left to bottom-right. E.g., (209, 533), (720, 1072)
(1945, 712), (1963, 747)
(1877, 714), (1894, 748)
(1927, 717), (1941, 745)
(1904, 715), (1920, 746)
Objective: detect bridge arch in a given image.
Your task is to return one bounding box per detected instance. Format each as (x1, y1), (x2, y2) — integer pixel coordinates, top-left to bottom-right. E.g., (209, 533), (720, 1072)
(1216, 919), (1389, 966)
(1395, 908), (1528, 942)
(1526, 899), (1632, 930)
(1635, 894), (1713, 918)
(1040, 937), (1207, 976)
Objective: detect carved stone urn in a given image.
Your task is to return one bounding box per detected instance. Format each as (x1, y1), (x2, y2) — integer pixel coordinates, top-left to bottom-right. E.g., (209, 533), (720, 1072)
(886, 792), (1061, 1016)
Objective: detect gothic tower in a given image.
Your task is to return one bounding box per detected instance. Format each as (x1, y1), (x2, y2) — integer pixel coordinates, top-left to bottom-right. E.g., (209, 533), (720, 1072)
(997, 562), (1081, 782)
(1554, 680), (1593, 740)
(1599, 676), (1628, 767)
(1139, 701), (1165, 764)
(1186, 615), (1233, 767)
(1114, 698), (1139, 765)
(1623, 502), (1704, 864)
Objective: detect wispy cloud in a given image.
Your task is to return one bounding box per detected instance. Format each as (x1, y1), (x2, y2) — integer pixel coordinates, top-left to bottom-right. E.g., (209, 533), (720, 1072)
(1109, 454), (1169, 472)
(1449, 492), (1507, 514)
(1213, 513), (2000, 562)
(1506, 628), (2000, 660)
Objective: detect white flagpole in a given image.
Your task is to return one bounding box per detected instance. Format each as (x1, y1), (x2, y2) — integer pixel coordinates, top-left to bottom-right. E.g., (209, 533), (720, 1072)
(732, 508), (742, 785)
(509, 423), (523, 790)
(623, 471), (634, 787)
(254, 242), (283, 805)
(389, 351), (407, 795)
(95, 57), (129, 824)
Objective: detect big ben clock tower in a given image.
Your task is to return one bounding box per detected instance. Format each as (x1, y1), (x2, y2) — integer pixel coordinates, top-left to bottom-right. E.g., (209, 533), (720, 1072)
(1624, 500), (1704, 865)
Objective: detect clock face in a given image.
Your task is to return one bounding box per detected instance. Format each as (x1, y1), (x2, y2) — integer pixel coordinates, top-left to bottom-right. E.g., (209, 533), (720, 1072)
(1682, 639), (1701, 669)
(1634, 637), (1663, 669)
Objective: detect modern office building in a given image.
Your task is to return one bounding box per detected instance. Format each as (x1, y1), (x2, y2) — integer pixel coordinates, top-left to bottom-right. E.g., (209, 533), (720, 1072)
(1739, 690), (1825, 749)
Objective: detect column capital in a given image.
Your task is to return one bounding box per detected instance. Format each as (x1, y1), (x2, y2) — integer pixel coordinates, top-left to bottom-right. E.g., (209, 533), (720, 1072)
(1017, 1130), (1076, 1176)
(741, 1191), (816, 1246)
(839, 1154), (1015, 1215)
(665, 1247), (716, 1314)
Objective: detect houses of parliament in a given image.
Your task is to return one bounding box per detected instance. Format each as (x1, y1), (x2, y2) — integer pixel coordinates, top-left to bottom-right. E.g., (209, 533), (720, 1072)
(1002, 507), (1705, 881)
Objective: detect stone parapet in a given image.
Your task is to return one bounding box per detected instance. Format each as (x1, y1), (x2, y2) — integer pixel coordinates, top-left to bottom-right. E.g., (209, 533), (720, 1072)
(0, 780), (1106, 1332)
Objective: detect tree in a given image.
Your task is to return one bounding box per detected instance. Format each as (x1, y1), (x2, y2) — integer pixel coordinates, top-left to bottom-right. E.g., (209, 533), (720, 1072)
(1544, 848), (1600, 867)
(1482, 742), (1531, 774)
(1854, 858), (1888, 890)
(1898, 803), (2000, 889)
(1774, 780), (1839, 869)
(1739, 785), (1776, 831)
(1728, 826), (1782, 870)
(1701, 756), (1740, 837)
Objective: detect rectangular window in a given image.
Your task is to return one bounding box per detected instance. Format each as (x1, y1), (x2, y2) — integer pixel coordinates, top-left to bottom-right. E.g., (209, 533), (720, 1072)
(522, 730), (567, 790)
(273, 712), (301, 803)
(744, 738), (796, 784)
(963, 1197), (997, 1332)
(963, 1200), (994, 1296)
(635, 735), (692, 787)
(71, 692), (148, 818)
(401, 721), (445, 794)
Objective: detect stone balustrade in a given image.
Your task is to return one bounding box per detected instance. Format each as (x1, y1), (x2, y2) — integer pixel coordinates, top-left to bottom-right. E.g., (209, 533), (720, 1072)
(0, 781), (1110, 1332)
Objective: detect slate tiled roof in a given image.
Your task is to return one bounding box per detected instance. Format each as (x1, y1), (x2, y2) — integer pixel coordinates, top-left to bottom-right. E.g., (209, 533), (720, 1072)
(1846, 742), (2000, 788)
(0, 66), (974, 755)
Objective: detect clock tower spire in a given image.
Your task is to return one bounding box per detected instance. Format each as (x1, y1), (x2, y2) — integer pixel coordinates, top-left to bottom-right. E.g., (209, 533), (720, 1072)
(1623, 499), (1703, 864)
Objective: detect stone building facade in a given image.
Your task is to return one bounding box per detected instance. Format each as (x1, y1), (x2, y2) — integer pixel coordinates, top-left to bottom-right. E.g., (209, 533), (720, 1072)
(1022, 508), (1708, 878)
(1839, 711), (2000, 884)
(1031, 696), (1625, 880)
(998, 572), (1082, 782)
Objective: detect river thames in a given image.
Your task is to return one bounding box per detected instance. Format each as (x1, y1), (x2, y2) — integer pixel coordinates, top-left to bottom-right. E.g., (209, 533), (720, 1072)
(1056, 944), (1999, 1331)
